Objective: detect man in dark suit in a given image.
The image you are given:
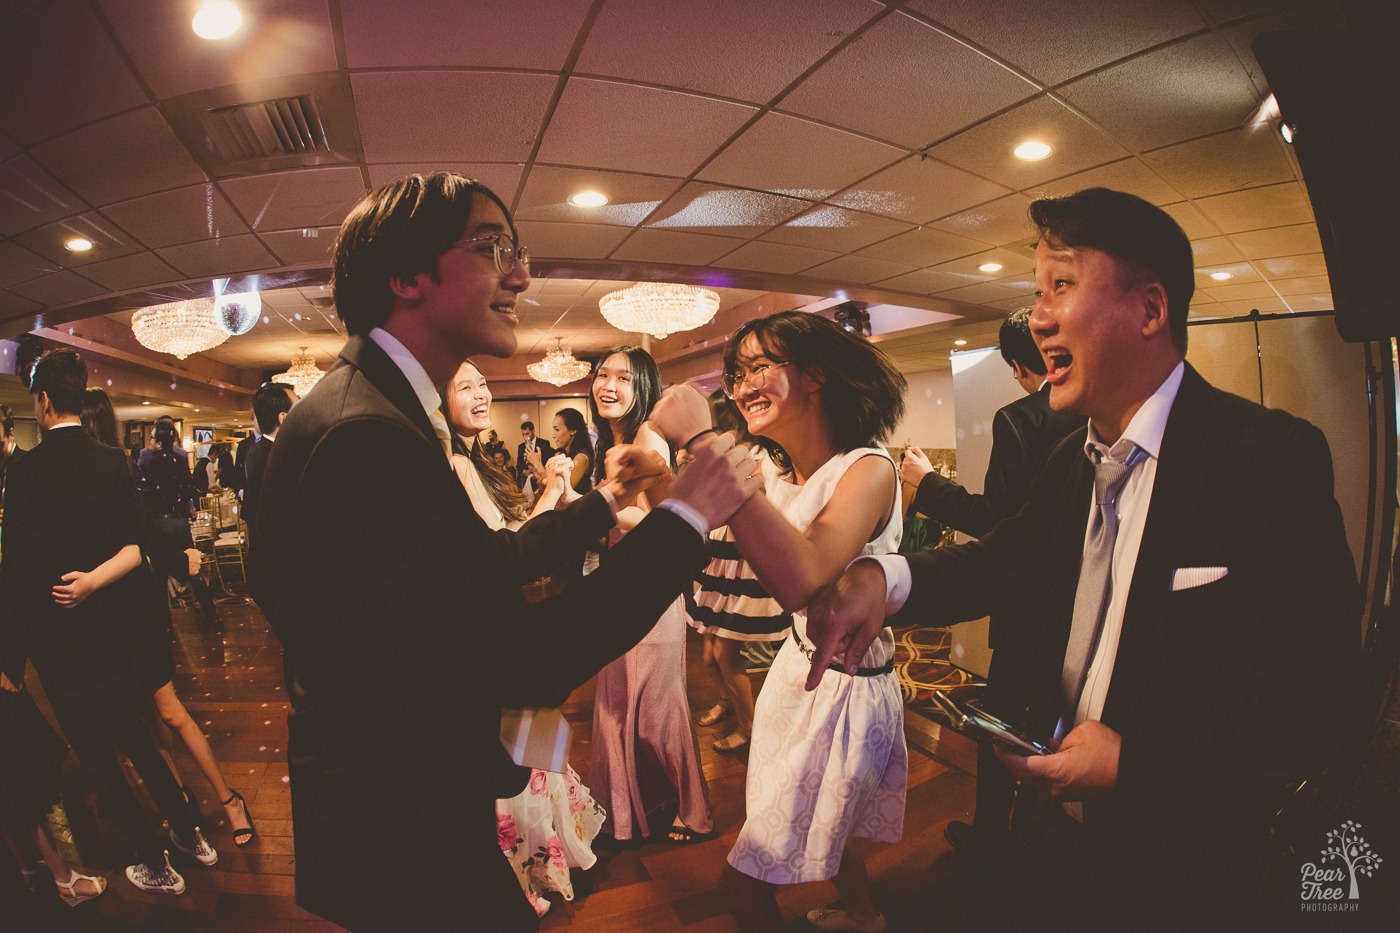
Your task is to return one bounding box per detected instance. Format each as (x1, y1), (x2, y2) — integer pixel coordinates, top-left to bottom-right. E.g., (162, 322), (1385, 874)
(0, 404), (26, 524)
(241, 381), (297, 545)
(900, 307), (1084, 857)
(516, 420), (554, 489)
(254, 173), (758, 931)
(1, 349), (213, 896)
(807, 188), (1360, 930)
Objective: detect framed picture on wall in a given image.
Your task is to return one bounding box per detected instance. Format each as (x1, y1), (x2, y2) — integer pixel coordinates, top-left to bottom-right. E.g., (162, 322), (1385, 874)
(193, 427), (214, 444)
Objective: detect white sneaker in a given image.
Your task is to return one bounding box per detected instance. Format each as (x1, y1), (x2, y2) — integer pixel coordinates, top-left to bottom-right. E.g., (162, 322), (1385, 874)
(125, 852), (186, 894)
(170, 826), (218, 867)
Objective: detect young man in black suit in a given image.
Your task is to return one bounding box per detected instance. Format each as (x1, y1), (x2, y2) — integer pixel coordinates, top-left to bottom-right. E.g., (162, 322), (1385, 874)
(806, 188), (1361, 930)
(254, 173), (758, 932)
(516, 420), (553, 489)
(899, 307), (1084, 858)
(0, 349), (215, 896)
(240, 380), (297, 546)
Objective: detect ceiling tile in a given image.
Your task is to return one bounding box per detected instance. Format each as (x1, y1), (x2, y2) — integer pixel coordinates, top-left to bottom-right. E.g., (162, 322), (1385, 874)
(0, 131), (16, 162)
(1258, 252), (1327, 279)
(577, 0), (879, 103)
(829, 155), (1011, 224)
(101, 183), (250, 249)
(31, 107), (207, 206)
(801, 255), (917, 286)
(1282, 293), (1333, 312)
(936, 282), (1027, 305)
(340, 0), (592, 70)
(1218, 2), (1345, 97)
(698, 113), (903, 199)
(1193, 181), (1315, 235)
(1025, 155), (1185, 206)
(911, 0), (1206, 86)
(1141, 125), (1295, 200)
(876, 267), (984, 295)
(765, 206), (912, 252)
(536, 78), (757, 177)
(514, 166), (680, 226)
(1200, 280), (1277, 301)
(780, 12), (1037, 148)
(931, 193), (1037, 247)
(857, 227), (992, 267)
(1057, 32), (1264, 152)
(13, 212), (143, 268)
(929, 96), (1132, 189)
(716, 241), (842, 275)
(259, 227), (339, 267)
(352, 72), (557, 163)
(1189, 235), (1247, 265)
(220, 166), (368, 232)
(367, 163), (524, 201)
(1212, 296), (1289, 314)
(0, 239), (59, 288)
(0, 0), (46, 28)
(1161, 201), (1220, 240)
(513, 222), (630, 260)
(0, 289), (42, 319)
(1192, 260), (1261, 285)
(0, 0), (147, 146)
(1230, 224), (1324, 260)
(96, 0), (338, 99)
(0, 155), (88, 237)
(933, 247), (1033, 279)
(611, 229), (746, 266)
(8, 270), (105, 307)
(157, 234), (279, 279)
(646, 183), (811, 238)
(77, 251), (183, 293)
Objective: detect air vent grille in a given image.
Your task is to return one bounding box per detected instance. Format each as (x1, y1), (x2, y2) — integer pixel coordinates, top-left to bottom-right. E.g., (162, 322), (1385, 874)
(202, 96), (330, 163)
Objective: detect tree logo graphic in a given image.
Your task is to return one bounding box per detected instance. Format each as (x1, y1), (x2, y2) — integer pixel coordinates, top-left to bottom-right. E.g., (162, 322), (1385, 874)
(1300, 820), (1384, 912)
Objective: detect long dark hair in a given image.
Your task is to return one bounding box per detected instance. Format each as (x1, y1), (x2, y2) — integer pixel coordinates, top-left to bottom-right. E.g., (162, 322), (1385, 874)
(80, 387), (121, 448)
(589, 346), (662, 483)
(439, 383), (530, 524)
(723, 310), (906, 451)
(554, 407), (593, 492)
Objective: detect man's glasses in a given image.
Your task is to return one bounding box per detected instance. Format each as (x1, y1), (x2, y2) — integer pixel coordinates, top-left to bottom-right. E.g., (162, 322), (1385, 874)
(451, 235), (530, 277)
(722, 362), (791, 399)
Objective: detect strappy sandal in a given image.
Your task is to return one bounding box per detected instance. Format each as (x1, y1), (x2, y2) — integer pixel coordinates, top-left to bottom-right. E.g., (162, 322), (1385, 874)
(55, 870), (106, 907)
(806, 907), (887, 932)
(667, 820), (715, 844)
(697, 701), (733, 727)
(223, 790), (257, 847)
(712, 731), (749, 753)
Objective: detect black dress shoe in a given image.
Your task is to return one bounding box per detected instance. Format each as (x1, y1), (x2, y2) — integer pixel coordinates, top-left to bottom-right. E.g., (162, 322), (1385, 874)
(944, 820), (1008, 859)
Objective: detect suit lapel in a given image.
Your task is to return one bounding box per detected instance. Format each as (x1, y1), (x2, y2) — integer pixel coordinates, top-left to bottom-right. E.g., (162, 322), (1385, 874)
(339, 335), (439, 450)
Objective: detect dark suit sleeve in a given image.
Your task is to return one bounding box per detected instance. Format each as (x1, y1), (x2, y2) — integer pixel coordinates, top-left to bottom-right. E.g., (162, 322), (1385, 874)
(490, 492), (611, 582)
(911, 408), (1026, 539)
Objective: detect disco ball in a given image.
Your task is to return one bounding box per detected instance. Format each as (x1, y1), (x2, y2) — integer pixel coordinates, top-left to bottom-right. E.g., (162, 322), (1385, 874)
(214, 290), (261, 336)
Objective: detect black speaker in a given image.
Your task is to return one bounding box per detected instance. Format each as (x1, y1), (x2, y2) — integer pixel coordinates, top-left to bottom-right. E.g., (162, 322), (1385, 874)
(1254, 26), (1400, 342)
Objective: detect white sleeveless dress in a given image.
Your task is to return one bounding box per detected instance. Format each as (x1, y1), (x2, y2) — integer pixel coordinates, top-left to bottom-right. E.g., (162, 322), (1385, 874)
(727, 448), (907, 884)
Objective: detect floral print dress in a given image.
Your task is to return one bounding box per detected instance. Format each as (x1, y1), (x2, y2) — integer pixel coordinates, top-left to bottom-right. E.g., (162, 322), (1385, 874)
(496, 765), (607, 916)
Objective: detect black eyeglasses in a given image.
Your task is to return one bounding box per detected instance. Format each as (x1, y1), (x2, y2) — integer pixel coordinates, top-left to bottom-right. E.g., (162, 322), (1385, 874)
(450, 235), (530, 277)
(722, 362), (791, 399)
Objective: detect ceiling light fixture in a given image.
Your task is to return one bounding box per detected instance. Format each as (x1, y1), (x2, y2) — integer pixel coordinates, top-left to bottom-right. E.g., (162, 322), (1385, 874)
(599, 283), (720, 340)
(193, 0), (242, 40)
(131, 298), (229, 360)
(568, 191), (609, 207)
(64, 236), (94, 253)
(1279, 122), (1296, 145)
(1209, 271), (1233, 281)
(527, 339), (592, 387)
(1013, 140), (1053, 161)
(142, 401), (151, 405)
(977, 262), (1003, 273)
(953, 339), (968, 347)
(273, 347), (327, 398)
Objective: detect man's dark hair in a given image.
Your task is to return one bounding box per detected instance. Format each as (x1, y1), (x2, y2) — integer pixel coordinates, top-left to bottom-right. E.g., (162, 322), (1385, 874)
(0, 404), (13, 436)
(1028, 187), (1194, 354)
(998, 307), (1045, 375)
(332, 173), (517, 335)
(589, 346), (663, 482)
(29, 348), (86, 416)
(253, 382), (296, 435)
(154, 421), (178, 448)
(520, 421), (534, 433)
(723, 310), (906, 452)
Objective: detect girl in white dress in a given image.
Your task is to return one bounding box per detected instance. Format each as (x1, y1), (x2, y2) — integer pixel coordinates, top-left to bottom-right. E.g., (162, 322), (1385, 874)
(711, 311), (908, 933)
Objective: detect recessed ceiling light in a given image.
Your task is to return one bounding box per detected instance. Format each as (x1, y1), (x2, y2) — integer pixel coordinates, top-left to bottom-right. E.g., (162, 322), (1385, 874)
(1209, 271), (1233, 281)
(977, 262), (1003, 273)
(1013, 140), (1053, 161)
(194, 408), (201, 412)
(953, 339), (968, 347)
(192, 1), (242, 40)
(568, 191), (609, 208)
(64, 236), (93, 253)
(142, 401), (151, 405)
(1279, 123), (1296, 145)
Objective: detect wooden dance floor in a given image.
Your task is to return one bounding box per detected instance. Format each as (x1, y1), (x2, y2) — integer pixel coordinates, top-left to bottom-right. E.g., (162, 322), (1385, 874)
(23, 596), (978, 931)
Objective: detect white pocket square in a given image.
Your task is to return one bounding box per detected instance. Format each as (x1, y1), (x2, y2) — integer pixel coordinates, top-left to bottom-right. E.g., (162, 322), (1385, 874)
(1171, 566), (1229, 591)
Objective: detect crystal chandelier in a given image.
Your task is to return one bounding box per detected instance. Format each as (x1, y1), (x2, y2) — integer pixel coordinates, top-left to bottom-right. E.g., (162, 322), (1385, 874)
(273, 347), (326, 397)
(599, 283), (720, 340)
(131, 298), (229, 360)
(527, 340), (591, 387)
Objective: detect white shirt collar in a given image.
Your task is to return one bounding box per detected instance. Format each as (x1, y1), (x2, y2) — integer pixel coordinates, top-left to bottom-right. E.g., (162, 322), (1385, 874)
(1084, 361), (1185, 464)
(368, 327), (441, 422)
(46, 421), (82, 431)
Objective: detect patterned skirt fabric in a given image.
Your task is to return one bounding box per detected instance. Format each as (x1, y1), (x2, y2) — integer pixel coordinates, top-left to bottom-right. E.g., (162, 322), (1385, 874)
(688, 532), (792, 641)
(495, 765), (606, 917)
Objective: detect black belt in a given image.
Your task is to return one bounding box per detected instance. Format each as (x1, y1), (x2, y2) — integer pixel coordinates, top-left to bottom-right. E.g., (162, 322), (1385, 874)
(790, 628), (894, 678)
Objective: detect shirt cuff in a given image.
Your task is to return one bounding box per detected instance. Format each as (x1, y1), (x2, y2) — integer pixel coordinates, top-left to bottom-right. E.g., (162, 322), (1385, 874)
(851, 554), (911, 616)
(595, 483), (618, 516)
(656, 500), (709, 538)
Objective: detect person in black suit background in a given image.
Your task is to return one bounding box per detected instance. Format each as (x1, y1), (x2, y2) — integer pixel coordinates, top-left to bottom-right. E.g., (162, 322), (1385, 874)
(516, 420), (554, 490)
(0, 404), (26, 526)
(899, 307), (1085, 858)
(253, 172), (760, 931)
(806, 189), (1361, 931)
(0, 349), (213, 896)
(241, 381), (297, 546)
